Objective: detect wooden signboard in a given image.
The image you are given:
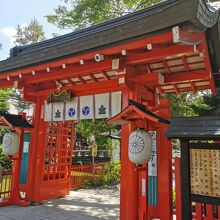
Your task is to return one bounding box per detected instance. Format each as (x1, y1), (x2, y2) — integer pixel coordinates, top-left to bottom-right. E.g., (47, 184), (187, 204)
(190, 148), (220, 198)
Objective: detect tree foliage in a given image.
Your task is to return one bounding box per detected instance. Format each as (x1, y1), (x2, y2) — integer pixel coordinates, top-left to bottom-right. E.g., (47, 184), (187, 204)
(166, 90), (220, 117)
(75, 119), (119, 150)
(10, 89), (32, 113)
(47, 0), (162, 29)
(0, 89), (11, 112)
(11, 19), (45, 112)
(14, 18), (45, 46)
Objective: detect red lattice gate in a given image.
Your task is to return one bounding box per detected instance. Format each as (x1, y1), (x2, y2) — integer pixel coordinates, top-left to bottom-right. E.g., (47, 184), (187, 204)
(43, 121), (74, 181)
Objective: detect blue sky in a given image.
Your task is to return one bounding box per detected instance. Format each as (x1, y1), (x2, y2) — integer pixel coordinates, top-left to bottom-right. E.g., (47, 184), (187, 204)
(0, 0), (70, 60)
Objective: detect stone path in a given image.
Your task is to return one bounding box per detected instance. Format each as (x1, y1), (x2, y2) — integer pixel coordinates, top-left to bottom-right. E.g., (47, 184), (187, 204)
(0, 187), (120, 220)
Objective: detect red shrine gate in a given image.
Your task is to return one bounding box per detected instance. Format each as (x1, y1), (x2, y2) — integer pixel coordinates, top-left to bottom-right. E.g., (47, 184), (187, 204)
(0, 0), (220, 219)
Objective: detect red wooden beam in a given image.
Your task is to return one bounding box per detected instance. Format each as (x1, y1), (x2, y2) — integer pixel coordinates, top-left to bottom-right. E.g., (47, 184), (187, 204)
(28, 78), (120, 96)
(78, 76), (86, 84)
(0, 80), (14, 89)
(161, 85), (210, 94)
(199, 40), (216, 95)
(182, 56), (190, 72)
(126, 45), (195, 65)
(25, 60), (114, 84)
(0, 32), (173, 80)
(128, 70), (209, 87)
(67, 78), (75, 86)
(163, 60), (171, 74)
(89, 73), (97, 82)
(128, 72), (162, 85)
(164, 70), (209, 84)
(102, 72), (111, 80)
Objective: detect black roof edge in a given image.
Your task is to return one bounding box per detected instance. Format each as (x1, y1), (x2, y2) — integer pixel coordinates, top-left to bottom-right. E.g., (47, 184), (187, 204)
(0, 0), (219, 76)
(14, 0), (180, 54)
(165, 116), (220, 139)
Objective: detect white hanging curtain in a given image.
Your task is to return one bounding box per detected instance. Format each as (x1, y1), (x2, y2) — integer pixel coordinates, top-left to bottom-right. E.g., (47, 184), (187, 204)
(44, 102), (52, 122)
(111, 91), (122, 117)
(95, 93), (109, 119)
(52, 102), (64, 121)
(65, 97), (78, 121)
(79, 95), (94, 120)
(44, 92), (122, 121)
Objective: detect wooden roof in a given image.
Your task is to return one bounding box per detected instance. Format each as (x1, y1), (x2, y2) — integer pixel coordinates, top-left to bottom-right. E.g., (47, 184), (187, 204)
(165, 116), (220, 139)
(0, 112), (33, 129)
(108, 99), (170, 125)
(0, 0), (219, 75)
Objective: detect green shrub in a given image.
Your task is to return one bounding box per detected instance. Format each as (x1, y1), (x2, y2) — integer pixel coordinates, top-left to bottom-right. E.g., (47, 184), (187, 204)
(0, 148), (12, 172)
(83, 160), (121, 188)
(102, 160), (120, 185)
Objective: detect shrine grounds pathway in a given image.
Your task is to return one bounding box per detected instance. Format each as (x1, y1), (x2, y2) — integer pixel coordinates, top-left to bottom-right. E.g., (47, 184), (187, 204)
(0, 186), (120, 220)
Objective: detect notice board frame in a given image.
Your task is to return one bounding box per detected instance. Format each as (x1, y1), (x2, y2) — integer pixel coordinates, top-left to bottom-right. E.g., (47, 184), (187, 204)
(180, 141), (220, 220)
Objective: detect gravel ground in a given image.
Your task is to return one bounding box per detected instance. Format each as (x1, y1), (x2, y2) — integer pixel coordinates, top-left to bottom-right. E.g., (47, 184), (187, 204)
(0, 186), (120, 220)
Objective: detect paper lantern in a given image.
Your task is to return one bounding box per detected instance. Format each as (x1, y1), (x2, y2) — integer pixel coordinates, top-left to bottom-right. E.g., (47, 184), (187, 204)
(2, 132), (20, 155)
(128, 129), (152, 165)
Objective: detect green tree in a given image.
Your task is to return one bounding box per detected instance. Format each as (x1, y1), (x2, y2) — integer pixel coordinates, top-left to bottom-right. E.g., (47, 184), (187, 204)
(0, 89), (11, 112)
(189, 90), (220, 116)
(47, 0), (162, 29)
(165, 90), (220, 117)
(14, 18), (45, 46)
(11, 18), (45, 112)
(75, 119), (120, 151)
(166, 92), (201, 117)
(10, 89), (32, 113)
(0, 89), (12, 148)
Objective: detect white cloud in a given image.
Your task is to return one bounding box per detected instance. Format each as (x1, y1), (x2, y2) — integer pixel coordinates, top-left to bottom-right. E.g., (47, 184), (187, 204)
(0, 23), (27, 46)
(0, 26), (16, 45)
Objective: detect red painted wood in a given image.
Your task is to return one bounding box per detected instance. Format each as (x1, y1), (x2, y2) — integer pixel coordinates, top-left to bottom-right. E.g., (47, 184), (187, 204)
(30, 79), (120, 97)
(195, 203), (203, 220)
(157, 101), (172, 220)
(164, 70), (208, 83)
(26, 96), (46, 202)
(206, 204), (213, 220)
(126, 45), (194, 65)
(0, 32), (173, 80)
(138, 169), (147, 220)
(120, 91), (139, 220)
(199, 39), (216, 95)
(70, 163), (106, 190)
(26, 60), (114, 84)
(218, 206), (220, 220)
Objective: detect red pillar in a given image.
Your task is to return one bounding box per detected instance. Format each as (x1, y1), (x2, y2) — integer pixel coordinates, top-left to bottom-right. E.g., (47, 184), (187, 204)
(120, 90), (139, 220)
(26, 96), (46, 202)
(157, 100), (172, 220)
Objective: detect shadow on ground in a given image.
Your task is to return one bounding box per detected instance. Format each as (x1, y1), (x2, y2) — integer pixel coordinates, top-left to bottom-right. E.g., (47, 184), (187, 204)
(0, 187), (120, 220)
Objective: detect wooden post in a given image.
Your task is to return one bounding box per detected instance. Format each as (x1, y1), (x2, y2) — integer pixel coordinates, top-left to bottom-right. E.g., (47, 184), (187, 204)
(120, 123), (139, 220)
(120, 91), (139, 220)
(157, 124), (172, 220)
(157, 100), (172, 220)
(175, 157), (182, 220)
(25, 96), (46, 202)
(180, 140), (192, 220)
